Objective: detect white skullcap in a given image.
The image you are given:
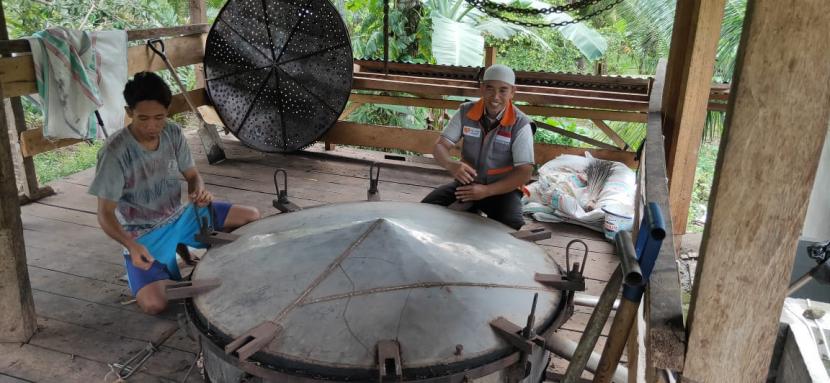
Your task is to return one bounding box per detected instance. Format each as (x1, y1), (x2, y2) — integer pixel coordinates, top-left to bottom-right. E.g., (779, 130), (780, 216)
(482, 64), (515, 85)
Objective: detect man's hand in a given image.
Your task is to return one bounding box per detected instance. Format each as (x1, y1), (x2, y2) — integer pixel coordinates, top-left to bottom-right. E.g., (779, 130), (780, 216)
(449, 162), (477, 185)
(127, 243), (155, 271)
(455, 183), (491, 202)
(189, 188), (213, 207)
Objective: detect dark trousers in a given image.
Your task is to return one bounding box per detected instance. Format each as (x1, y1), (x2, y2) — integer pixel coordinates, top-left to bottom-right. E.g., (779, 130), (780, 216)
(421, 182), (525, 230)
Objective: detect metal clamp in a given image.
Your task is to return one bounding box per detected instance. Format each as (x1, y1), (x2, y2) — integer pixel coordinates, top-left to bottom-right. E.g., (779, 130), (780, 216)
(367, 163), (381, 202)
(165, 278), (222, 300)
(489, 294), (545, 381)
(225, 321), (282, 361)
(273, 169), (302, 213)
(194, 204), (240, 246)
(534, 239), (588, 292)
(511, 228), (552, 242)
(377, 340), (402, 382)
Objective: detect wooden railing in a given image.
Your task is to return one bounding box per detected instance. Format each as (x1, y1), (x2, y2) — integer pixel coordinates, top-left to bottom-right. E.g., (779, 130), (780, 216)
(0, 24), (211, 157)
(0, 24), (643, 168)
(636, 59), (687, 379)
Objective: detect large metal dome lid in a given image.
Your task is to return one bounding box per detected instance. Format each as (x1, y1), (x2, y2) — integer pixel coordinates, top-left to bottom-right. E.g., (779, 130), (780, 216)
(204, 0), (353, 152)
(191, 202), (564, 380)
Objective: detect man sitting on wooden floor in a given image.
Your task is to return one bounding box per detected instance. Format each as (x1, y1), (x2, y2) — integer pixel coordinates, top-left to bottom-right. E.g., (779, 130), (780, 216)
(422, 64), (534, 230)
(88, 72), (260, 315)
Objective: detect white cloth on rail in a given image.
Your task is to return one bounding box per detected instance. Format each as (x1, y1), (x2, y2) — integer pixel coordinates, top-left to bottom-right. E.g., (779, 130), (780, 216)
(26, 27), (127, 140)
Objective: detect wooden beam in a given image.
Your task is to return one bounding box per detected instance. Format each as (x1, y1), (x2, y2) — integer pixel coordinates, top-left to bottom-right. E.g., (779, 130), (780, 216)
(328, 102), (365, 151)
(347, 93), (648, 123)
(352, 77), (649, 112)
(591, 119), (629, 150)
(484, 46), (497, 67)
(641, 60), (685, 373)
(357, 57), (666, 93)
(322, 121), (637, 167)
(0, 24), (210, 55)
(0, 34), (205, 98)
(6, 98), (52, 200)
(339, 102), (363, 120)
(19, 88), (207, 157)
(683, 2), (830, 381)
(188, 1), (207, 89)
(0, 6), (52, 203)
(662, 0), (727, 236)
(355, 59), (652, 92)
(533, 119), (621, 151)
(354, 72), (650, 101)
(0, 81), (36, 342)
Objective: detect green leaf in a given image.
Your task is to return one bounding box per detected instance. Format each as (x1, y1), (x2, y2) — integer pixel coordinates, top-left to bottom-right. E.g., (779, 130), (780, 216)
(430, 13), (484, 66)
(521, 0), (607, 60)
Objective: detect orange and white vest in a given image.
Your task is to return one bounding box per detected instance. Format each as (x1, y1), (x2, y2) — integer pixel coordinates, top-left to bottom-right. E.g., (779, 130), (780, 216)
(458, 100), (531, 184)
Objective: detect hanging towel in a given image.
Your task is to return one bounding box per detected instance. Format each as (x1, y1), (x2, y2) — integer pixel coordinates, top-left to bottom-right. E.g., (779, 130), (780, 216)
(27, 28), (127, 140)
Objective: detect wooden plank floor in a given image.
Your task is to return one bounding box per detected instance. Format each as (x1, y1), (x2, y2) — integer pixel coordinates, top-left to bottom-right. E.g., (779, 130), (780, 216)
(1, 131), (620, 382)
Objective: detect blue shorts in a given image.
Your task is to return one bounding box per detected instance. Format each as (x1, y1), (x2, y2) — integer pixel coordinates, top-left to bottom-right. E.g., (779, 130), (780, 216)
(123, 201), (232, 295)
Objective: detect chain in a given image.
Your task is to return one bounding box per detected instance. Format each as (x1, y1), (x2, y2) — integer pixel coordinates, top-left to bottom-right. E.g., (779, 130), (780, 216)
(463, 0), (606, 16)
(464, 0), (625, 28)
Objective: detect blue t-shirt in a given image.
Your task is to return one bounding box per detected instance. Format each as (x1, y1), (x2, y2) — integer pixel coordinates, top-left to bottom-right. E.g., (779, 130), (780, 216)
(88, 121), (194, 231)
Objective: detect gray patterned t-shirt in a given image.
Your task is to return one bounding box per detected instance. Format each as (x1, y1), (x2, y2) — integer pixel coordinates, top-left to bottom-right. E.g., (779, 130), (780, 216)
(88, 121), (194, 230)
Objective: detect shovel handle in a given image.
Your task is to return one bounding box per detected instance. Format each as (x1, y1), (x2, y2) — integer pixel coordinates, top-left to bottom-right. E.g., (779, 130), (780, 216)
(146, 39), (202, 120)
(147, 39), (166, 60)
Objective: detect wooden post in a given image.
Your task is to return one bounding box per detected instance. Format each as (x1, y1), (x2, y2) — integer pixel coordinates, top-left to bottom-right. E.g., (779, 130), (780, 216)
(484, 46), (496, 67)
(0, 81), (37, 342)
(683, 2), (830, 382)
(0, 0), (53, 204)
(661, 0), (726, 236)
(189, 0), (207, 89)
(186, 0), (226, 164)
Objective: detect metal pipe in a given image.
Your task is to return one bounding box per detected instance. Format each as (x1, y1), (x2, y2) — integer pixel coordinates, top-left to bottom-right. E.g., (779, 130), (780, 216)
(545, 332), (628, 383)
(615, 231), (643, 287)
(789, 272), (814, 295)
(788, 258), (828, 295)
(574, 293), (620, 310)
(562, 267), (623, 382)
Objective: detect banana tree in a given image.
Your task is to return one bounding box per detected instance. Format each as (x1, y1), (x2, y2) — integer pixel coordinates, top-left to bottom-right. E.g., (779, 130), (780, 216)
(428, 0), (607, 66)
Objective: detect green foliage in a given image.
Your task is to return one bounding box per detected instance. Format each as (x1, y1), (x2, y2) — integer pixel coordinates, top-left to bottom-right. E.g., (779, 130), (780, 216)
(348, 102), (429, 129)
(687, 140), (719, 233)
(34, 141), (103, 184)
(533, 117), (593, 147)
(346, 0), (432, 62)
(714, 0), (747, 82)
(4, 0), (187, 39)
(486, 28), (582, 73)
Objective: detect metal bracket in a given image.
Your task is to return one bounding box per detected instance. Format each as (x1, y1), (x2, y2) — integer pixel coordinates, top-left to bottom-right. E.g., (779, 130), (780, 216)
(489, 294), (544, 381)
(194, 216), (240, 246)
(534, 272), (585, 292)
(193, 204), (239, 246)
(367, 162), (381, 202)
(490, 317), (544, 353)
(165, 278), (222, 300)
(225, 321), (282, 361)
(511, 228), (552, 242)
(273, 168), (302, 213)
(535, 239), (588, 292)
(377, 339), (402, 382)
